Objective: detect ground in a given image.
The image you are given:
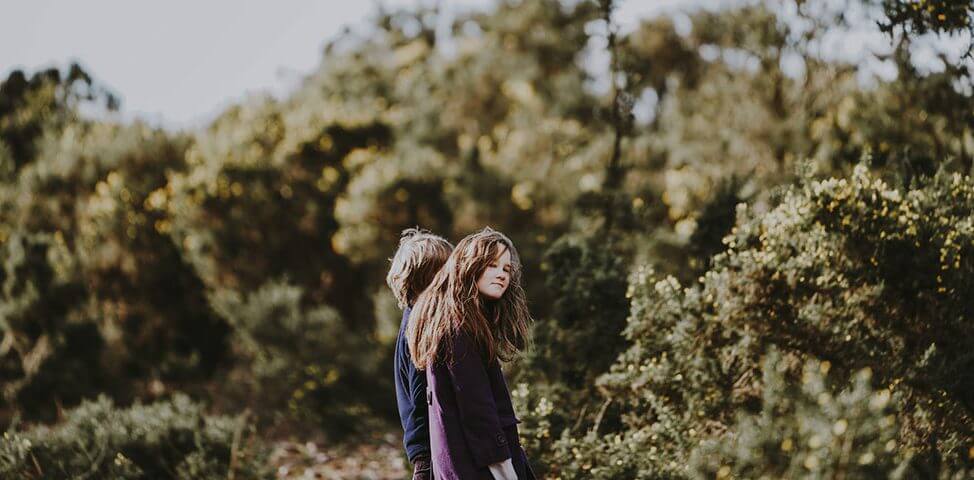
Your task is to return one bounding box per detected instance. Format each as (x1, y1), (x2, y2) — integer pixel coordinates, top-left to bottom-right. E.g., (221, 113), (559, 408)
(270, 433), (409, 480)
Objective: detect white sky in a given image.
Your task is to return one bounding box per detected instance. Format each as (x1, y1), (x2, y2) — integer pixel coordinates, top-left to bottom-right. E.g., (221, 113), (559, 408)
(2, 1), (965, 131)
(0, 0), (687, 130)
(2, 1), (396, 129)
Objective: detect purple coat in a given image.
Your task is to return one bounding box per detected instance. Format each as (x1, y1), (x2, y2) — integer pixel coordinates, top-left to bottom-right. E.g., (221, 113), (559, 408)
(426, 331), (536, 480)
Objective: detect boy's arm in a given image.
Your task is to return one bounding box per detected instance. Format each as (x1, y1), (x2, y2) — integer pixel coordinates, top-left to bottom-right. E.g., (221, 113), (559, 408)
(395, 316), (431, 463)
(406, 358), (431, 461)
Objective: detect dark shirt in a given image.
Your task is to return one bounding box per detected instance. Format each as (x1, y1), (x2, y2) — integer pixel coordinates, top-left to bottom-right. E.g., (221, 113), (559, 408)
(394, 306), (431, 463)
(426, 330), (535, 480)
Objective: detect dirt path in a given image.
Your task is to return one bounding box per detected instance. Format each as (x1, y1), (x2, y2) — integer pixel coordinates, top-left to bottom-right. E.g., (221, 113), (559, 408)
(270, 433), (409, 479)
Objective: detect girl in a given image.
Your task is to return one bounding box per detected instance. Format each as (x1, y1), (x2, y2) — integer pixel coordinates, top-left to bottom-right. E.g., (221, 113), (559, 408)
(407, 227), (535, 480)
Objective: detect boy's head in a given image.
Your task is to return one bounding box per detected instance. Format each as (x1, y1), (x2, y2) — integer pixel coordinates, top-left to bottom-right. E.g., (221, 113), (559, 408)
(386, 227), (453, 309)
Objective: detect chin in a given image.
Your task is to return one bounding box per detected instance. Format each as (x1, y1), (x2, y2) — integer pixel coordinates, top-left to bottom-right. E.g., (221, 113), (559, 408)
(480, 288), (504, 300)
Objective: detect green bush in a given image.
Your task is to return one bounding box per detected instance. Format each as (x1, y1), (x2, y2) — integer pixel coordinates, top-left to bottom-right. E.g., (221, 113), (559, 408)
(536, 166), (974, 478)
(208, 279), (392, 438)
(0, 394), (269, 480)
(0, 232), (97, 421)
(689, 348), (905, 479)
(165, 111), (390, 328)
(545, 264), (753, 479)
(712, 166), (974, 470)
(511, 234), (632, 476)
(527, 235), (631, 389)
(0, 121), (230, 422)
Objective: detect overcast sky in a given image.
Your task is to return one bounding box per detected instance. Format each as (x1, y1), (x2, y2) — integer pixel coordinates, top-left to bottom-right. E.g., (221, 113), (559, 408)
(2, 1), (966, 131)
(2, 0), (701, 130)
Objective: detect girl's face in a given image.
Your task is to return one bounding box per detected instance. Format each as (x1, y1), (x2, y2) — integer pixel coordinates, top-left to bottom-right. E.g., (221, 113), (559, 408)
(476, 245), (511, 300)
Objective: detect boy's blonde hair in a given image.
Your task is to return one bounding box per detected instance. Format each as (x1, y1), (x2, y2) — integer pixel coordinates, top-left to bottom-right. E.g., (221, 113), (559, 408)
(386, 228), (453, 309)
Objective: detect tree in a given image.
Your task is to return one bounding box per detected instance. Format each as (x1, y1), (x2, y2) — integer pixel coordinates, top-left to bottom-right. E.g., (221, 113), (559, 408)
(0, 120), (230, 422)
(0, 63), (117, 173)
(879, 0), (974, 49)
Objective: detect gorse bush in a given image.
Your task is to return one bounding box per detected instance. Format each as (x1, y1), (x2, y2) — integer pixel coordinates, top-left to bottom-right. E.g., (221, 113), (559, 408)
(0, 63), (117, 173)
(714, 166), (974, 471)
(512, 234), (632, 476)
(0, 231), (96, 419)
(0, 121), (230, 423)
(165, 115), (390, 324)
(534, 166), (974, 478)
(547, 264), (754, 479)
(534, 235), (631, 389)
(208, 280), (391, 438)
(0, 394), (269, 480)
(689, 348), (905, 479)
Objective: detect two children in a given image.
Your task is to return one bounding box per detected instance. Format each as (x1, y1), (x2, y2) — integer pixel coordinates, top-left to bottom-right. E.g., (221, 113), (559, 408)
(387, 227), (535, 480)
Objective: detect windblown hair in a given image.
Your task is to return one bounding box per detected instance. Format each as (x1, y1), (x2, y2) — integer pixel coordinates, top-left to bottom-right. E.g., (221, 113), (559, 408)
(407, 227), (531, 369)
(386, 228), (454, 309)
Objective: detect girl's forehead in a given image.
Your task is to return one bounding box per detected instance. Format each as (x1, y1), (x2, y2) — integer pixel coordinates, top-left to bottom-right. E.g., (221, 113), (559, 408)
(491, 244), (511, 264)
(463, 237), (512, 262)
(467, 238), (494, 252)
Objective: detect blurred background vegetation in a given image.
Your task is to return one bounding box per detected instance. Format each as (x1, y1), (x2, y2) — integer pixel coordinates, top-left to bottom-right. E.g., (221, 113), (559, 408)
(2, 0), (974, 478)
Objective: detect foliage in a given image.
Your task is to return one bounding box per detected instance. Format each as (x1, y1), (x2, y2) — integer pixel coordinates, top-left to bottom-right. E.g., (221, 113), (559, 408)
(716, 166), (974, 470)
(528, 235), (630, 390)
(512, 234), (632, 476)
(207, 280), (391, 439)
(689, 348), (906, 479)
(2, 1), (974, 476)
(545, 263), (756, 479)
(820, 46), (974, 176)
(164, 105), (389, 323)
(0, 64), (117, 173)
(539, 167), (974, 478)
(0, 231), (94, 421)
(880, 0), (974, 42)
(0, 119), (229, 423)
(0, 394), (269, 480)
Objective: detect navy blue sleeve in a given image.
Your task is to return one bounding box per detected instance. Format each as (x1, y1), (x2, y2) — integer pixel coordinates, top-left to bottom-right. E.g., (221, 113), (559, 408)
(393, 307), (431, 462)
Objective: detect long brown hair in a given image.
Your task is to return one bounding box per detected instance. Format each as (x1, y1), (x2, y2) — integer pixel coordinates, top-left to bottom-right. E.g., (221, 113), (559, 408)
(407, 227), (531, 369)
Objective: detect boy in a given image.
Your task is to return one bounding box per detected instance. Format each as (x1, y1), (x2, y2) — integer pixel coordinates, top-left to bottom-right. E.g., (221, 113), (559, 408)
(386, 228), (453, 480)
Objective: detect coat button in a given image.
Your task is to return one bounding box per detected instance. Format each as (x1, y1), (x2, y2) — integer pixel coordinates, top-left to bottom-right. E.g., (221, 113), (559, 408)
(496, 434), (507, 445)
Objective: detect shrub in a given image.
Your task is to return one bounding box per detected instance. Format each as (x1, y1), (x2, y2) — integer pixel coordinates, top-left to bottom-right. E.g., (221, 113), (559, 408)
(689, 348), (906, 479)
(545, 264), (757, 479)
(208, 280), (392, 438)
(536, 166), (974, 478)
(711, 166), (974, 470)
(513, 234), (632, 475)
(0, 122), (230, 423)
(165, 114), (390, 329)
(0, 232), (97, 422)
(527, 235), (631, 390)
(0, 394), (269, 480)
